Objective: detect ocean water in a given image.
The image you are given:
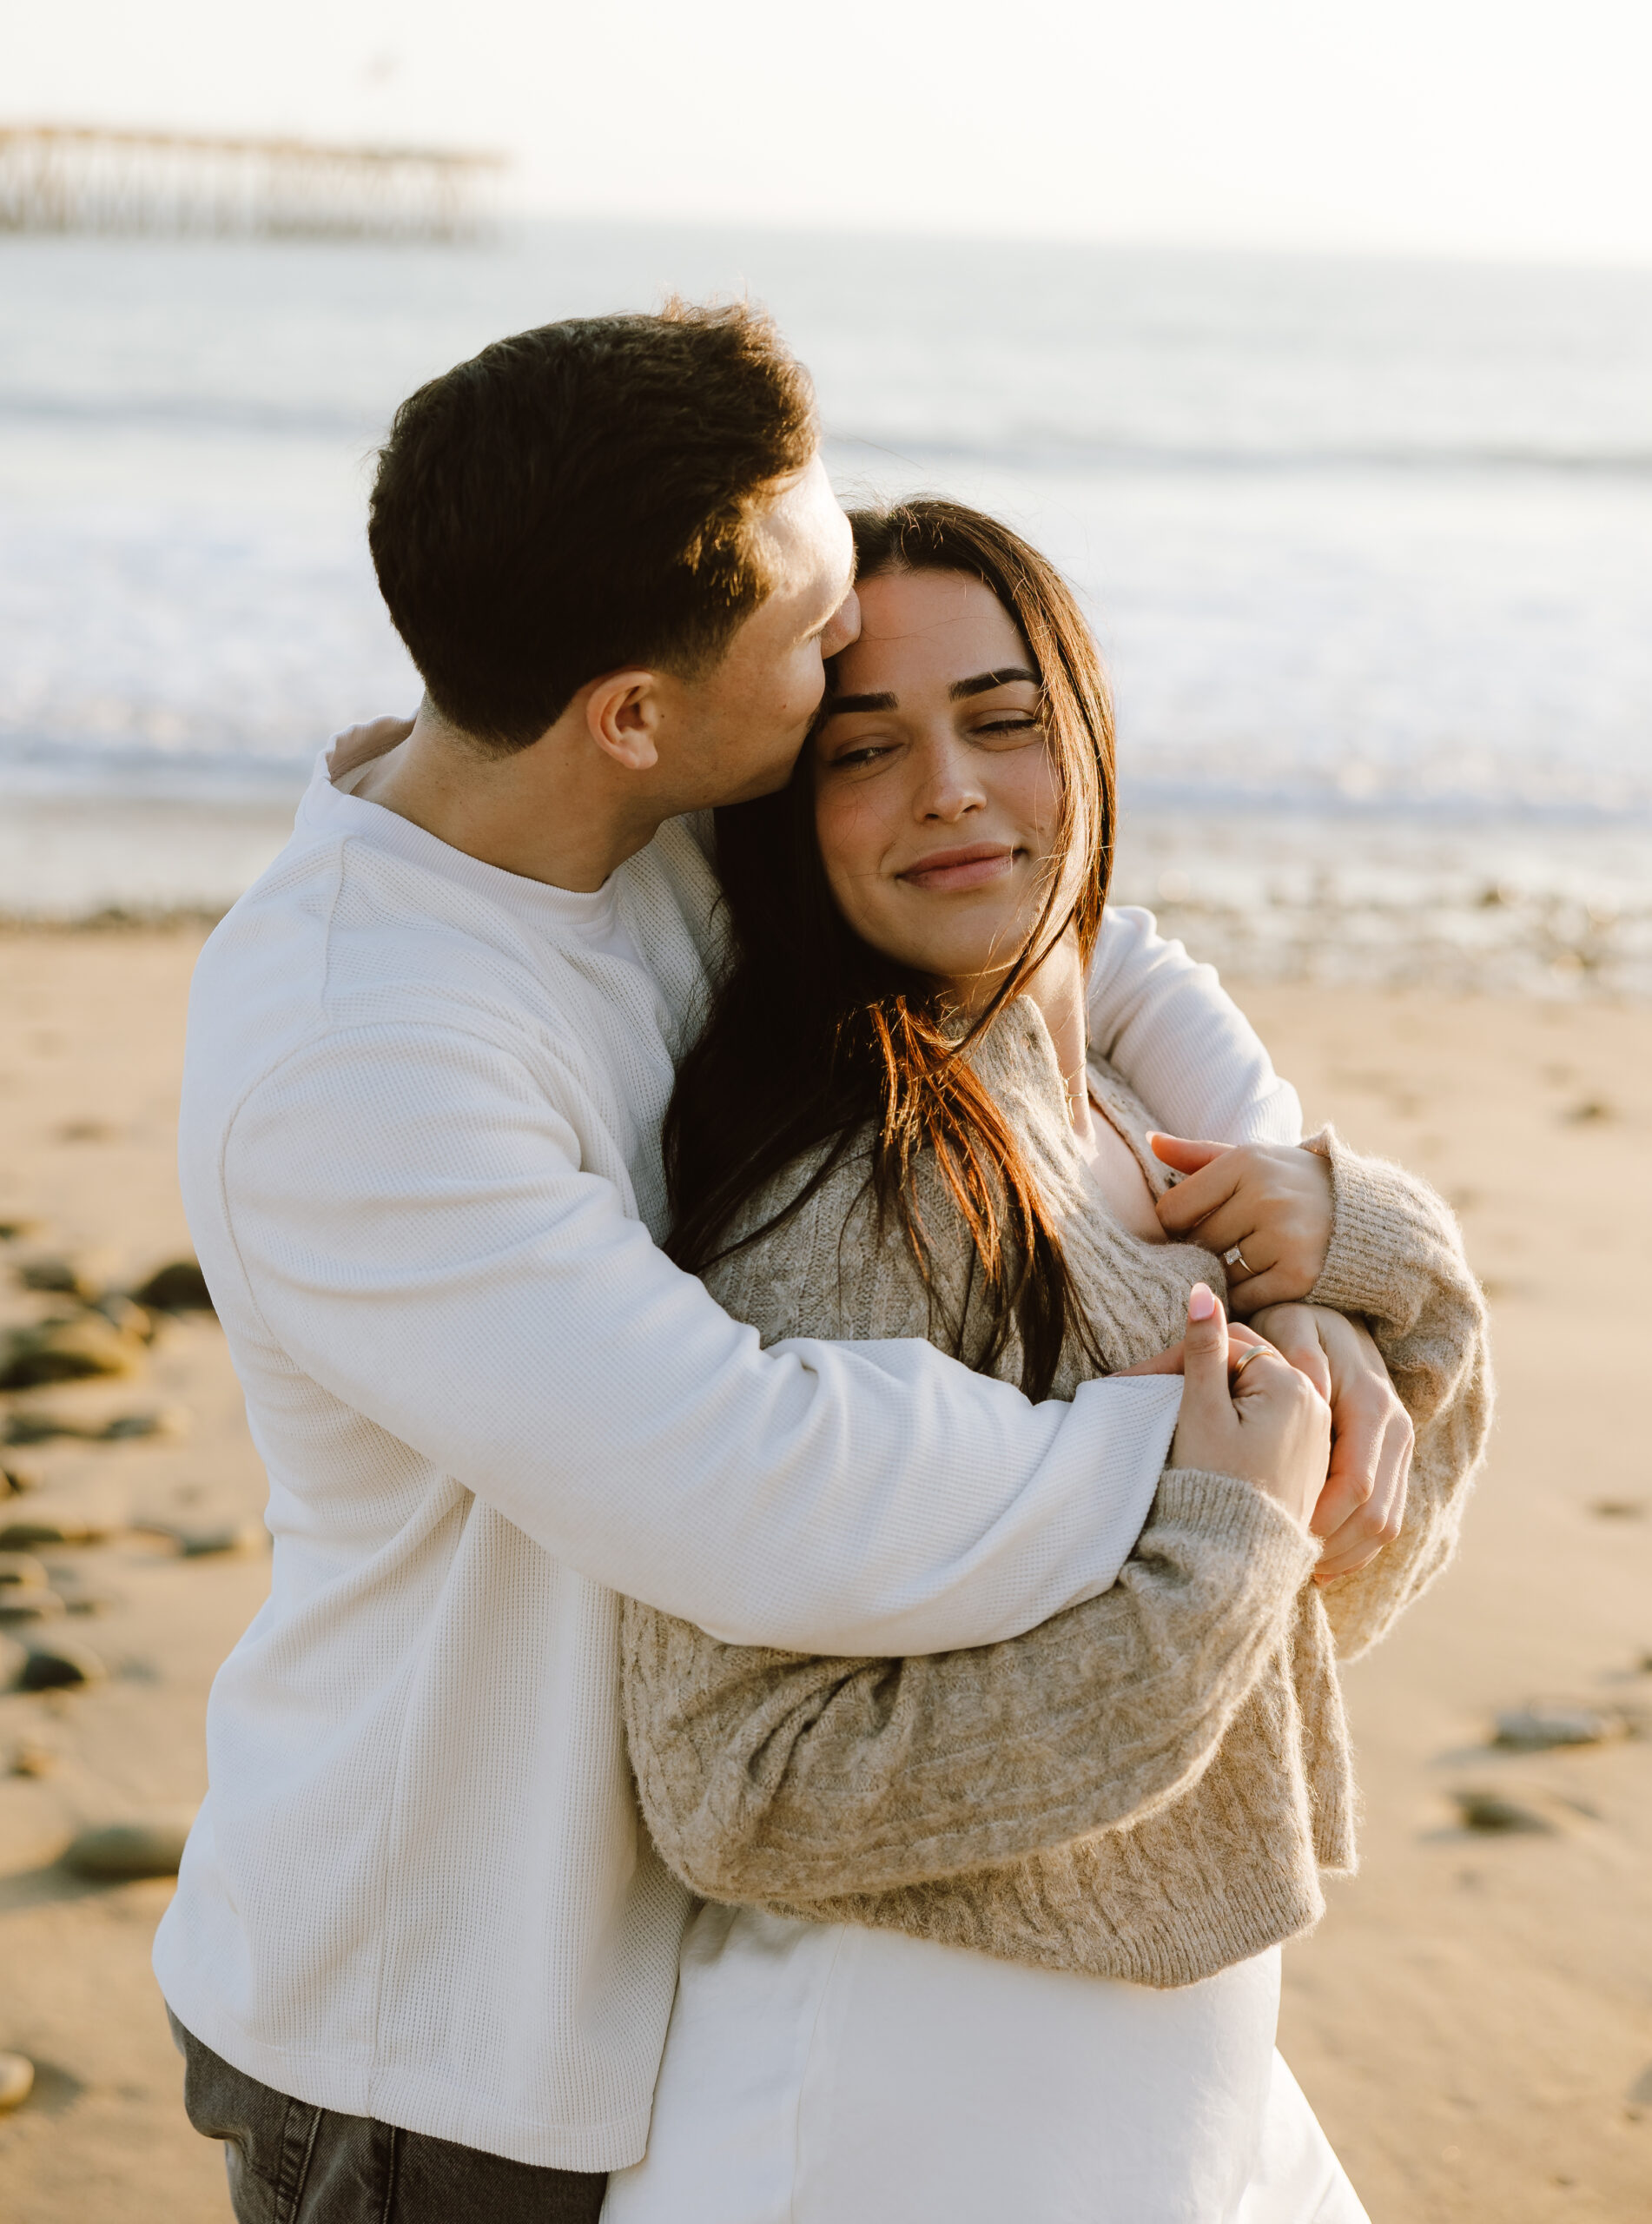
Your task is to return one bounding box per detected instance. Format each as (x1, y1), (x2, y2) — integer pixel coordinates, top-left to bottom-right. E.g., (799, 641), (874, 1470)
(2, 222), (1649, 987)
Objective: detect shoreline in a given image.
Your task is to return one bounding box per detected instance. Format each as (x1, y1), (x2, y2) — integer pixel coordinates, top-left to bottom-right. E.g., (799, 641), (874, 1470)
(3, 796), (1650, 1002)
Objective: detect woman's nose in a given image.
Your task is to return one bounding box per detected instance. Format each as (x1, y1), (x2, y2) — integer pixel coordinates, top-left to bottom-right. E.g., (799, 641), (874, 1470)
(915, 737), (985, 821)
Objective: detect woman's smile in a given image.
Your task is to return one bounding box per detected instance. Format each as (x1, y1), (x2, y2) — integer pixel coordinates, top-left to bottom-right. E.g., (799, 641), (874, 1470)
(895, 842), (1021, 895)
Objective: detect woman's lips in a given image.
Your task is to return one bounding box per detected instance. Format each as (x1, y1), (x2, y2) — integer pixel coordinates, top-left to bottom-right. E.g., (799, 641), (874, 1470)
(897, 844), (1019, 895)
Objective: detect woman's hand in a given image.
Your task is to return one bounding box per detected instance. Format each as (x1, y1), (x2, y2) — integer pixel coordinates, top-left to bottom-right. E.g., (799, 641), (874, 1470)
(1248, 1303), (1413, 1582)
(327, 713), (415, 780)
(1148, 1134), (1333, 1316)
(1163, 1285), (1330, 1532)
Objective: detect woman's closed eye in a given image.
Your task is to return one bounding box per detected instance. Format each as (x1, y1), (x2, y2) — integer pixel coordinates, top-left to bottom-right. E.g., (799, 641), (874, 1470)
(825, 737), (899, 772)
(822, 707), (1044, 771)
(971, 712), (1042, 743)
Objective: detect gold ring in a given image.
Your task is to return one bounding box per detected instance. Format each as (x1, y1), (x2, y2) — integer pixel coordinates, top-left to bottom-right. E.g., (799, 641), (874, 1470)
(1222, 1243), (1252, 1274)
(1230, 1344), (1272, 1383)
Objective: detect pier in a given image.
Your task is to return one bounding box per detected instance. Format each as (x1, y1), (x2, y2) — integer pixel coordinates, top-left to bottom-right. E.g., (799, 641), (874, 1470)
(0, 123), (505, 242)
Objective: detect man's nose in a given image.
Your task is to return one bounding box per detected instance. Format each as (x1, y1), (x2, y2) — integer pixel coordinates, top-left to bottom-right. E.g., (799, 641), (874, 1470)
(822, 588), (861, 659)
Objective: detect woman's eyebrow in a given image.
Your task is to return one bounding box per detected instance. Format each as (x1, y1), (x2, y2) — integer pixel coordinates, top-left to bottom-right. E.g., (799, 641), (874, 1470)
(823, 666), (1039, 718)
(949, 665), (1039, 700)
(824, 690), (899, 715)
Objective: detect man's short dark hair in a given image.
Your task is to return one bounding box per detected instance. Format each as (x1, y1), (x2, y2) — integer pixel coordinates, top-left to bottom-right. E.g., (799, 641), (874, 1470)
(367, 300), (818, 750)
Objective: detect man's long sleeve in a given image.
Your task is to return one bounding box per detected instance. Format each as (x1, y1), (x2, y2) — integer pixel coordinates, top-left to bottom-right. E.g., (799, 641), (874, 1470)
(1089, 904), (1302, 1145)
(222, 1022), (1185, 1658)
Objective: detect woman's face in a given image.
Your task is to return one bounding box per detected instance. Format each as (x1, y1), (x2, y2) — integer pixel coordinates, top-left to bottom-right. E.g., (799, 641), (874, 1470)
(811, 567), (1065, 996)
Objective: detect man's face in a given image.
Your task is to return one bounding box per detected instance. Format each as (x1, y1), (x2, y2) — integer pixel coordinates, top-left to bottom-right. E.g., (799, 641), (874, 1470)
(662, 453), (860, 809)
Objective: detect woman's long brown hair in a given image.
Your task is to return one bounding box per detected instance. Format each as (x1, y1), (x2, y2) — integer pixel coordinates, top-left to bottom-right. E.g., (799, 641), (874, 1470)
(664, 499), (1119, 1400)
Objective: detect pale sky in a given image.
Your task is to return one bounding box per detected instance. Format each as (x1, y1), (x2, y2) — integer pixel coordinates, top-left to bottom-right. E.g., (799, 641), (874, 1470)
(9, 0), (1652, 265)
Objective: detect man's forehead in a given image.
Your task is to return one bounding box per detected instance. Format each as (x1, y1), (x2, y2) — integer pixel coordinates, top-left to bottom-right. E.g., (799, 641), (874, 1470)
(755, 457), (850, 591)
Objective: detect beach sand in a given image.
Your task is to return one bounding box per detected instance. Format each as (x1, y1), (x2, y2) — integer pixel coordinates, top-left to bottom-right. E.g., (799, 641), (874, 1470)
(0, 926), (1648, 2223)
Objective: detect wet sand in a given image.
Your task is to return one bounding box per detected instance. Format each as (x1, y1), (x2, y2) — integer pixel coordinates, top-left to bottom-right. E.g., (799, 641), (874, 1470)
(0, 926), (1648, 2222)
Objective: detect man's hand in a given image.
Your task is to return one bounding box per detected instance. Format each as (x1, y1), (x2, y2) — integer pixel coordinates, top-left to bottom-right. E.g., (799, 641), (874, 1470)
(1248, 1303), (1412, 1581)
(1150, 1135), (1334, 1317)
(327, 714), (415, 781)
(1118, 1298), (1411, 1583)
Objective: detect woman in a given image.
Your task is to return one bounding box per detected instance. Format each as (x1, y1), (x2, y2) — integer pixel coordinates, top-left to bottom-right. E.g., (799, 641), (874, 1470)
(604, 501), (1490, 2223)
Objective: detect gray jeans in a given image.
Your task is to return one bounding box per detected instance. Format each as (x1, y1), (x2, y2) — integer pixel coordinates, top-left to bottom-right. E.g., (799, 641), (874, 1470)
(169, 2010), (607, 2223)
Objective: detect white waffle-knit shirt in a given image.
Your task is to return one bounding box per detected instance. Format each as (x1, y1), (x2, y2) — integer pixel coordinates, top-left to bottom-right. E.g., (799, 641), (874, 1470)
(153, 755), (1301, 2169)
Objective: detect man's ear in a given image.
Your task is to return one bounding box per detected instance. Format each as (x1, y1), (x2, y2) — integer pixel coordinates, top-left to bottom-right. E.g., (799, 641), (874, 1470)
(584, 669), (663, 772)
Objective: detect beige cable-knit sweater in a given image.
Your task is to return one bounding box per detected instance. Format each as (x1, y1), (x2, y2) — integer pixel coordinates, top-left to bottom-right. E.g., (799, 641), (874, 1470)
(622, 1000), (1491, 1989)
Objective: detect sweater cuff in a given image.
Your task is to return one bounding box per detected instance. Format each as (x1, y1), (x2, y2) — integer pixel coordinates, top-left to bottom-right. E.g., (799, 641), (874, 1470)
(1305, 1123), (1429, 1321)
(1154, 1466), (1319, 1586)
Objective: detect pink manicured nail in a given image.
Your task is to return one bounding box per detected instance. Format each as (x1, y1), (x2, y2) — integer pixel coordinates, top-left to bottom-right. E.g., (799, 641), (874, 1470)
(1187, 1283), (1217, 1320)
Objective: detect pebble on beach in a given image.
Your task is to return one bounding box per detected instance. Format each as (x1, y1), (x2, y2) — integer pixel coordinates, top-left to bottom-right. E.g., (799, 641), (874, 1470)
(63, 1811), (196, 1881)
(0, 1473), (128, 1552)
(46, 1561), (121, 1612)
(0, 1316), (145, 1391)
(1454, 1789), (1557, 1835)
(5, 1407), (186, 1447)
(175, 1520), (268, 1559)
(0, 1514), (96, 1551)
(131, 1259), (214, 1313)
(9, 1741), (57, 1777)
(60, 1587), (119, 1616)
(0, 1634), (26, 1690)
(0, 1551), (50, 1589)
(1493, 1704), (1628, 1751)
(18, 1639), (107, 1691)
(2, 1456), (45, 1493)
(99, 1407), (188, 1442)
(19, 1251), (118, 1301)
(89, 1294), (155, 1342)
(0, 1589), (66, 1625)
(0, 2052), (35, 2113)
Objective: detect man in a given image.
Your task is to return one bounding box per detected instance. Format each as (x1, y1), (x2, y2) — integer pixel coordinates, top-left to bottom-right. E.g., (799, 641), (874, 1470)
(157, 301), (1399, 2219)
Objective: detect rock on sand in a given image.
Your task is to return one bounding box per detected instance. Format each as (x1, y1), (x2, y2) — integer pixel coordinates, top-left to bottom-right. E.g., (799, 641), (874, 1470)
(17, 1639), (106, 1691)
(63, 1811), (197, 1880)
(0, 2051), (35, 2112)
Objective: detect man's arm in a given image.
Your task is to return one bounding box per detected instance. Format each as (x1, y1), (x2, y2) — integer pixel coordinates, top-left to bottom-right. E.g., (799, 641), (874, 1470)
(1087, 910), (1431, 1580)
(218, 1023), (1185, 1658)
(1088, 904), (1302, 1145)
(1281, 1129), (1492, 1654)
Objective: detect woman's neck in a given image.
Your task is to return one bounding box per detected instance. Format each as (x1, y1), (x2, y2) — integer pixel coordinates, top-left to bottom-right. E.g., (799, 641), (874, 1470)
(953, 930), (1096, 1148)
(1022, 934), (1097, 1146)
(948, 930), (1167, 1243)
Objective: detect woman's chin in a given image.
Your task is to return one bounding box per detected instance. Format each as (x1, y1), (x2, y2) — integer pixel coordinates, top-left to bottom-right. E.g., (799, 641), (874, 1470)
(865, 910), (1038, 990)
(880, 952), (1024, 1010)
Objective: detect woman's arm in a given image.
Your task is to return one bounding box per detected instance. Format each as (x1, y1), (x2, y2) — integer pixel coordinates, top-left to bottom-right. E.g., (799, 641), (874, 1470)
(621, 1155), (1325, 1905)
(623, 1466), (1314, 1903)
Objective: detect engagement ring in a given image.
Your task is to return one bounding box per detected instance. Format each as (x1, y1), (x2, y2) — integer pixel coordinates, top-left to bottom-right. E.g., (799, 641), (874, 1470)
(1222, 1243), (1252, 1273)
